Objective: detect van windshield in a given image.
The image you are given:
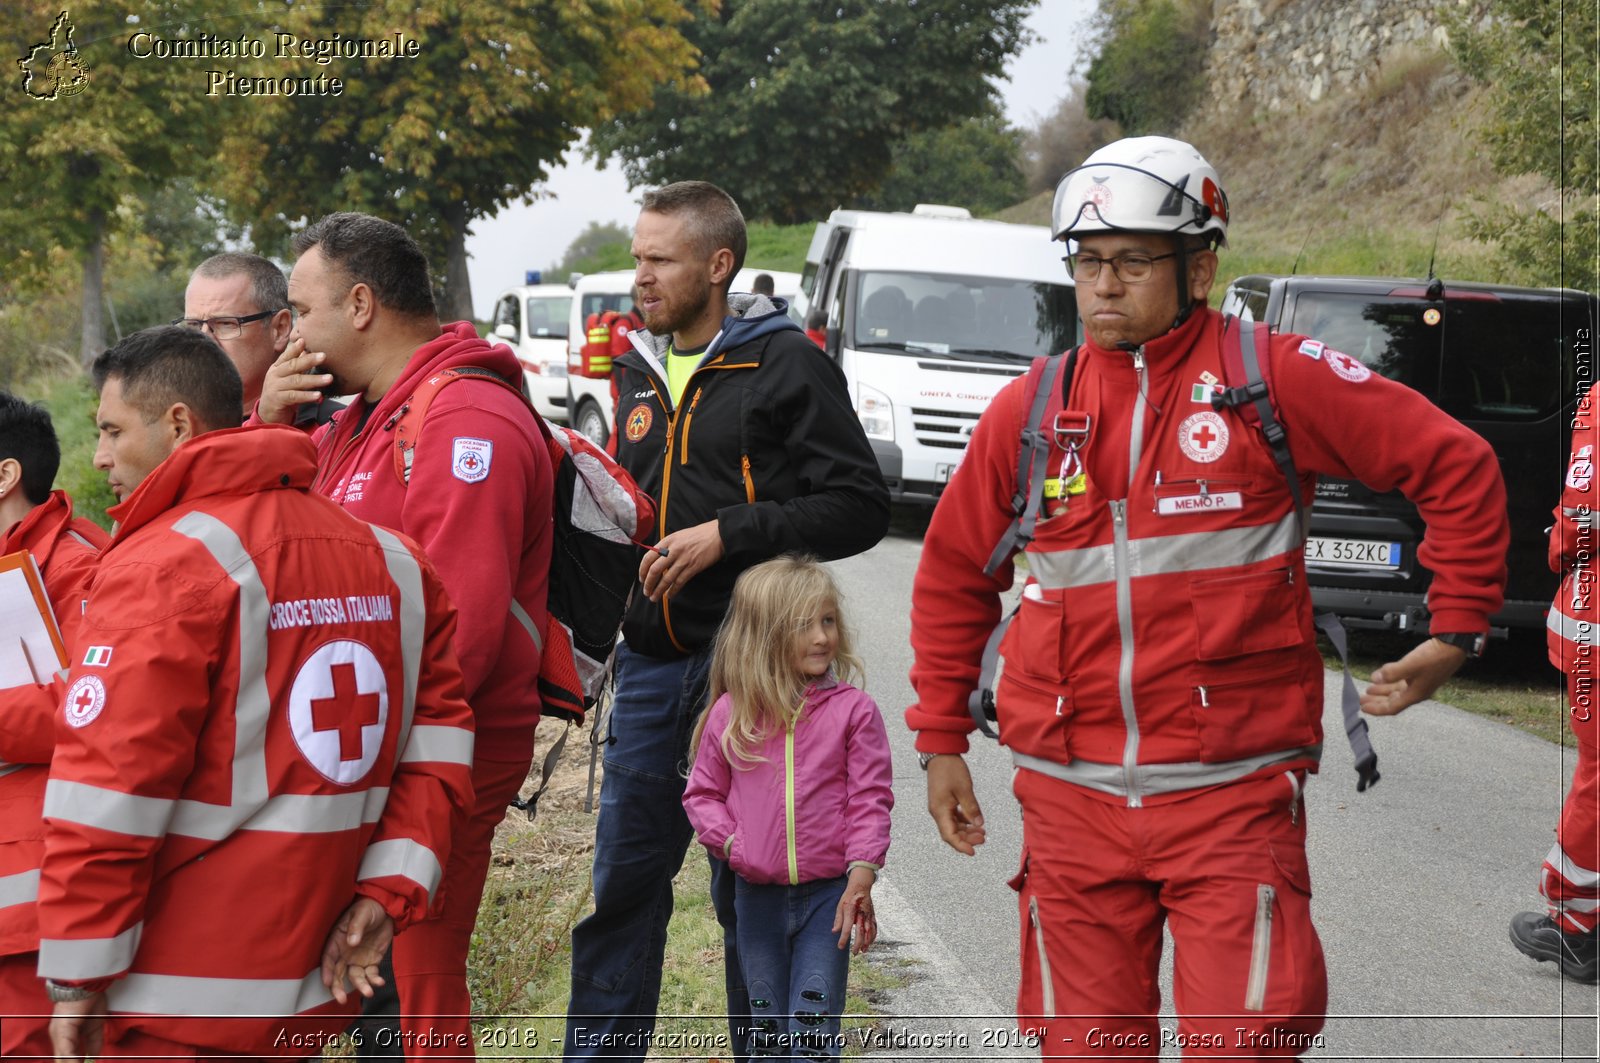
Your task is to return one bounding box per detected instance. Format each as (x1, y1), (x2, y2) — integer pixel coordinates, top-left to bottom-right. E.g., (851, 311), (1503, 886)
(850, 271), (1076, 363)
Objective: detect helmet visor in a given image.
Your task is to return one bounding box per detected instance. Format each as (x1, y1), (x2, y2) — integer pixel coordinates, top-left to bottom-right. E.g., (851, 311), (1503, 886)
(1052, 161), (1228, 245)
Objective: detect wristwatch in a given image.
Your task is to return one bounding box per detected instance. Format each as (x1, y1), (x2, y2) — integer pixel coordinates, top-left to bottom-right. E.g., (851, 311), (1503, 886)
(918, 752), (954, 771)
(44, 980), (99, 1003)
(1433, 632), (1486, 657)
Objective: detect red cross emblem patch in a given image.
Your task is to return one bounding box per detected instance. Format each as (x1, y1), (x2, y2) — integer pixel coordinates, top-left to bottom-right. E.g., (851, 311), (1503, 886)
(288, 641), (390, 784)
(451, 436), (493, 483)
(64, 674), (107, 729)
(1322, 348), (1372, 383)
(1178, 410), (1229, 464)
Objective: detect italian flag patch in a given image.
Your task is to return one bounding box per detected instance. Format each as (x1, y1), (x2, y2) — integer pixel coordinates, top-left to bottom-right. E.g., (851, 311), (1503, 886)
(82, 646), (113, 667)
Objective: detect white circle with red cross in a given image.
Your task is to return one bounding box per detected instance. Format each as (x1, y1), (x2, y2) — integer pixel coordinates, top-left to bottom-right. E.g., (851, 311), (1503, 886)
(1322, 348), (1371, 383)
(64, 674), (107, 729)
(1178, 410), (1230, 463)
(288, 640), (390, 785)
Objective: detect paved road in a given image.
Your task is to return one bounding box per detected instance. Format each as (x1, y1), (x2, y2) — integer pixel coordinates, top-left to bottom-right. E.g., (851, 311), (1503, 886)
(833, 525), (1599, 1060)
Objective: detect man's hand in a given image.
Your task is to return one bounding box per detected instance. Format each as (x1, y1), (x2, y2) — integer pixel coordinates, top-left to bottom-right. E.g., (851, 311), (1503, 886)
(49, 992), (106, 1062)
(1361, 637), (1471, 716)
(257, 337), (334, 424)
(926, 754), (986, 856)
(832, 865), (878, 954)
(639, 520), (725, 602)
(320, 896), (395, 1005)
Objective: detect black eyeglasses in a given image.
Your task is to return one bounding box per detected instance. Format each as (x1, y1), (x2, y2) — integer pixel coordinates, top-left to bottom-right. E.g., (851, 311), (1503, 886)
(1064, 251), (1181, 284)
(171, 309), (276, 340)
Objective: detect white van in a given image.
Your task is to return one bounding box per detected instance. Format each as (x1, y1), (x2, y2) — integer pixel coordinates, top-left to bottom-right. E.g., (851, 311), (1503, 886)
(565, 267), (802, 447)
(490, 278), (572, 422)
(792, 206), (1078, 502)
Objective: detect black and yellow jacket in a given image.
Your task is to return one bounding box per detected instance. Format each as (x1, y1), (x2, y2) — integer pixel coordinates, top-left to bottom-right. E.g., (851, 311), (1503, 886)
(609, 294), (890, 658)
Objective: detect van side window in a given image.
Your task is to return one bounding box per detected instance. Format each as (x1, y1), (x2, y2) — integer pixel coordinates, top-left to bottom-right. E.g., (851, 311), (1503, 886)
(1436, 296), (1571, 422)
(1290, 293), (1439, 392)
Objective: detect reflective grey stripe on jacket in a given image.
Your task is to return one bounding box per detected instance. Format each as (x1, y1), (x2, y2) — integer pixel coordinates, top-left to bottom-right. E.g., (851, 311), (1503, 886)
(1012, 743), (1322, 800)
(1029, 511), (1302, 590)
(0, 869), (39, 910)
(1548, 600), (1595, 647)
(107, 966), (334, 1016)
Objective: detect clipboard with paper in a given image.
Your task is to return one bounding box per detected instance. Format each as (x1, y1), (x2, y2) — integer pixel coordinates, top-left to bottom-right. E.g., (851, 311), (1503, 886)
(0, 550), (68, 689)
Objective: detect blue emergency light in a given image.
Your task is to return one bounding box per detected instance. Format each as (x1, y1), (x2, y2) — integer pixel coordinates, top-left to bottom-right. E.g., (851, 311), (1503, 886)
(525, 270), (542, 285)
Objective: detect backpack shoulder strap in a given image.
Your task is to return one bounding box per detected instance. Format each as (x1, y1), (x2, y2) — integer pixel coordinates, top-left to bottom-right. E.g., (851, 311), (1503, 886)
(1213, 320), (1380, 792)
(969, 348), (1078, 739)
(389, 366), (529, 486)
(982, 348), (1079, 577)
(1213, 320), (1308, 538)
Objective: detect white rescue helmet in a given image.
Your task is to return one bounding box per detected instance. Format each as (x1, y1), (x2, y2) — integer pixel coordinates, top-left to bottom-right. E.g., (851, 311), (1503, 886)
(1051, 136), (1230, 248)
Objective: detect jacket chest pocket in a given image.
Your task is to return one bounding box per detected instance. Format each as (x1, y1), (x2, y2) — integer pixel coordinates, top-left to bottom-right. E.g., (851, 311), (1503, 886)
(1001, 585), (1070, 684)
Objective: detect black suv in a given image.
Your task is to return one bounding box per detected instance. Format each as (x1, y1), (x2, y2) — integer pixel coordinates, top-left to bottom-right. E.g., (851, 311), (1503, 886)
(1220, 274), (1598, 636)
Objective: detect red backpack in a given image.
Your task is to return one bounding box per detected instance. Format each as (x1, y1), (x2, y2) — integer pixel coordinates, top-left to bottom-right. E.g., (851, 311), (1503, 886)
(387, 366), (656, 727)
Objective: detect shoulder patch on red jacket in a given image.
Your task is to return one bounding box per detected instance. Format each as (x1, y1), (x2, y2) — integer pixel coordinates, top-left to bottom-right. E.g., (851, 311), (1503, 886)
(64, 674), (107, 728)
(1321, 348), (1371, 383)
(451, 437), (493, 483)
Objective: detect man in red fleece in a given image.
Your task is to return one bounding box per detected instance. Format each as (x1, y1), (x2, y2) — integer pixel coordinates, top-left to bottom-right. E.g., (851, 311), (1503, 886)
(0, 392), (109, 1058)
(907, 137), (1509, 1056)
(257, 213), (554, 1054)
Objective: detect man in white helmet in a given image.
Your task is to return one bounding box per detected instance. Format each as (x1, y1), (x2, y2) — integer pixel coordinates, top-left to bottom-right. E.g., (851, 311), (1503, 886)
(906, 136), (1509, 1056)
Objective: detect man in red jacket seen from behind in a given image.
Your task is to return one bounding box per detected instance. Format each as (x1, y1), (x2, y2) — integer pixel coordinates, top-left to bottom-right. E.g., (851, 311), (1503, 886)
(0, 392), (109, 1058)
(40, 326), (475, 1059)
(256, 212), (554, 1054)
(907, 136), (1509, 1056)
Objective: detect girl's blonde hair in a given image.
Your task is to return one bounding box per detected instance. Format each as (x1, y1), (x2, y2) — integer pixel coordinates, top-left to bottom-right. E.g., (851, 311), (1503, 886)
(690, 555), (863, 767)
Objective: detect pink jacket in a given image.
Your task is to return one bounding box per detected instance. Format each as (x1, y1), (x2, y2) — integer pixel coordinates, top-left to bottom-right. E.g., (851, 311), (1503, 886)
(684, 679), (893, 886)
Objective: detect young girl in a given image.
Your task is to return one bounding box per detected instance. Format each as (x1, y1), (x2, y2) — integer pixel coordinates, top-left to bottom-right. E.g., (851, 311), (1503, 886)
(683, 556), (894, 1061)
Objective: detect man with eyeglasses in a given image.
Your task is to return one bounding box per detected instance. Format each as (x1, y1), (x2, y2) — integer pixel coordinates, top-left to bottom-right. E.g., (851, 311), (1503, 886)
(907, 136), (1508, 1056)
(179, 253), (294, 420)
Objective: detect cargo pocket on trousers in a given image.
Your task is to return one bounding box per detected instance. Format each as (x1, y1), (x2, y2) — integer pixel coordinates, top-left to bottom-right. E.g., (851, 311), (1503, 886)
(1009, 850), (1057, 1020)
(1241, 837), (1319, 1016)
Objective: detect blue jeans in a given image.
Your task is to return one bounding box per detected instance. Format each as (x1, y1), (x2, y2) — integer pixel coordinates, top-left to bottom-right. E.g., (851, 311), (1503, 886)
(734, 876), (850, 1061)
(565, 644), (750, 1062)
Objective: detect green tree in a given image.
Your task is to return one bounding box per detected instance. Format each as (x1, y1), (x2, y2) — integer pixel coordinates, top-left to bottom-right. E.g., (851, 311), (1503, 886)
(589, 0), (1035, 224)
(853, 108), (1026, 216)
(1453, 0), (1599, 292)
(1083, 0), (1210, 135)
(217, 0), (705, 321)
(548, 221), (635, 280)
(1, 2), (230, 366)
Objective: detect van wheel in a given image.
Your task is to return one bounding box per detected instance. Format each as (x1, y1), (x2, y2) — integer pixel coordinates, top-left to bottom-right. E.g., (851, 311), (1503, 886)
(575, 399), (609, 449)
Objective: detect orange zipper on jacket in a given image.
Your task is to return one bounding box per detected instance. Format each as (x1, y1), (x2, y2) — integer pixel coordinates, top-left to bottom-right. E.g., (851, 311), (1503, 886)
(679, 388), (703, 466)
(741, 455), (755, 503)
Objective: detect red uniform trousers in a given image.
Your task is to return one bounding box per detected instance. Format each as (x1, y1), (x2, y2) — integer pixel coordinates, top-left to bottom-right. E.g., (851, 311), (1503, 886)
(1011, 769), (1327, 1059)
(0, 950), (50, 1057)
(392, 754), (531, 1055)
(1540, 674), (1600, 934)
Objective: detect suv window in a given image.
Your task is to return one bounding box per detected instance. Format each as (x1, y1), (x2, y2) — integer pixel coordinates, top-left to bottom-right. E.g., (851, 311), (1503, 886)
(1436, 294), (1570, 422)
(1222, 284), (1268, 323)
(1288, 292), (1441, 392)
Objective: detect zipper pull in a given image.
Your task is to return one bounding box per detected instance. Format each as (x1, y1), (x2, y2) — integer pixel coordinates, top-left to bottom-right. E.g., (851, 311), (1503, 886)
(1197, 685), (1210, 708)
(1132, 348), (1145, 373)
(1199, 479), (1210, 498)
(1054, 695), (1064, 717)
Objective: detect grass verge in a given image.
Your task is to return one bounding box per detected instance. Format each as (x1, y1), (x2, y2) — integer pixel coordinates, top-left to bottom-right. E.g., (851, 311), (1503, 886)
(460, 717), (906, 1060)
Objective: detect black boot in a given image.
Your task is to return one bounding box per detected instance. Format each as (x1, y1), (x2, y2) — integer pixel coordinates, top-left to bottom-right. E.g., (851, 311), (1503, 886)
(1509, 911), (1600, 983)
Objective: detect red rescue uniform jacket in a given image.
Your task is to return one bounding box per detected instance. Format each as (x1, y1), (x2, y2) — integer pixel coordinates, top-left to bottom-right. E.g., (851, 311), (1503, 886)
(303, 323), (553, 765)
(1547, 381), (1599, 675)
(0, 491), (107, 956)
(908, 309), (1508, 805)
(36, 427), (475, 1053)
